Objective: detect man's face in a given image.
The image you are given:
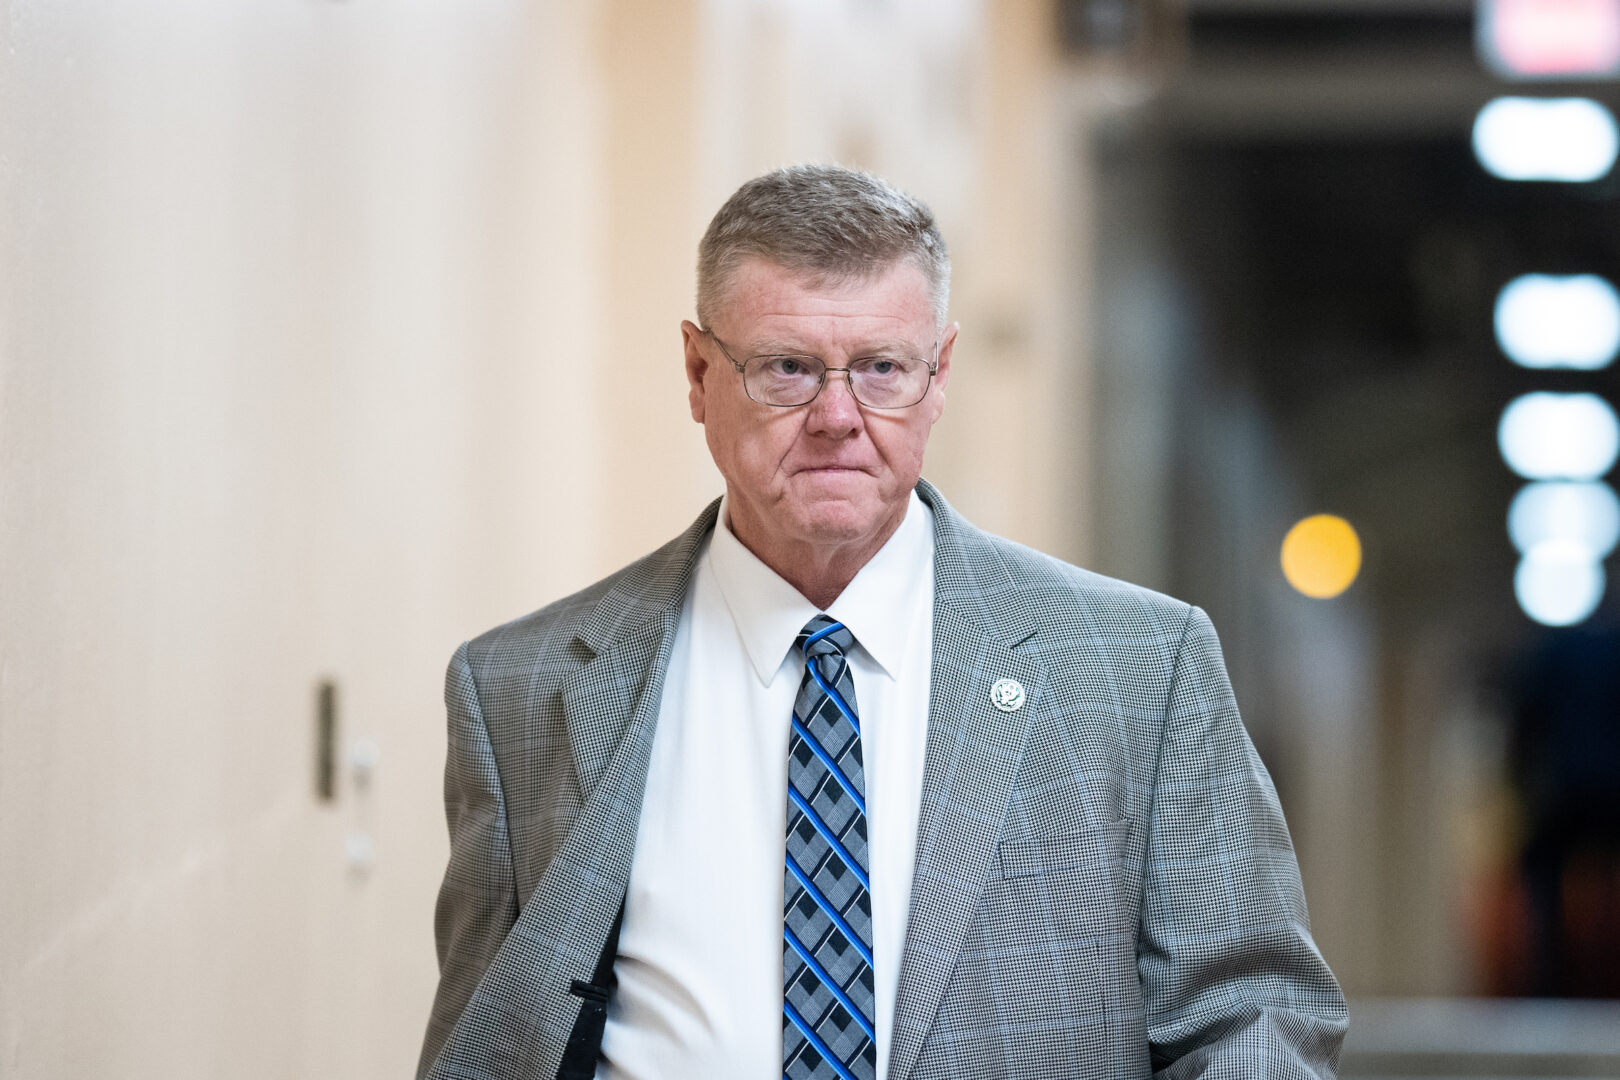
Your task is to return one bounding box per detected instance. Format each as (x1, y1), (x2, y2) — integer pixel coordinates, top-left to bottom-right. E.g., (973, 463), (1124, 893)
(682, 257), (955, 567)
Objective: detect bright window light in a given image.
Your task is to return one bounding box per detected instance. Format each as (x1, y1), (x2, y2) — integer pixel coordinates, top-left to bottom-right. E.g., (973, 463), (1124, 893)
(1508, 480), (1620, 557)
(1499, 392), (1620, 480)
(1473, 97), (1619, 181)
(1515, 540), (1607, 625)
(1478, 0), (1620, 78)
(1495, 274), (1620, 369)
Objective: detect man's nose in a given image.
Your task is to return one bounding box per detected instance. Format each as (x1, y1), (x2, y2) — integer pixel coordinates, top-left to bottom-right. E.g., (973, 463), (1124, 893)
(807, 368), (862, 430)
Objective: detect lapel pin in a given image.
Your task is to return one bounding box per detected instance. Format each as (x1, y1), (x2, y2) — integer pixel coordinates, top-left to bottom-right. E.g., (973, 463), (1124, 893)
(989, 678), (1026, 712)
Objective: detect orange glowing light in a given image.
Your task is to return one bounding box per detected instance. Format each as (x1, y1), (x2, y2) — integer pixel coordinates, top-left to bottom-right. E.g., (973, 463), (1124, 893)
(1281, 515), (1363, 599)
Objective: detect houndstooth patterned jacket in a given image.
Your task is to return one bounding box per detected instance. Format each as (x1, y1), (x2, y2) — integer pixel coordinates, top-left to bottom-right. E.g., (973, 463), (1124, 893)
(417, 480), (1348, 1080)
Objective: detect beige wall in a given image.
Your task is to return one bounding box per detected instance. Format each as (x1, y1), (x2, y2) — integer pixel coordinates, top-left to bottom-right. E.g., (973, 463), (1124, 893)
(0, 2), (1088, 1076)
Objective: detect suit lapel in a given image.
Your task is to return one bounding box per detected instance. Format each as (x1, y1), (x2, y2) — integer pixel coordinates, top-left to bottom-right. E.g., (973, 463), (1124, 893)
(885, 482), (1047, 1080)
(560, 499), (721, 799)
(545, 500), (721, 918)
(559, 620), (670, 800)
(554, 613), (677, 877)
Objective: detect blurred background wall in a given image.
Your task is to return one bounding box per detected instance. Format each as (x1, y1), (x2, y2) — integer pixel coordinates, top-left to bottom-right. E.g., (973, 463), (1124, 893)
(3, 0), (1619, 1078)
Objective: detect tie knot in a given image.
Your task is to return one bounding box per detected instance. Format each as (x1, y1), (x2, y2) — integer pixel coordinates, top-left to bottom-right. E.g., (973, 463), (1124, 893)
(796, 615), (854, 661)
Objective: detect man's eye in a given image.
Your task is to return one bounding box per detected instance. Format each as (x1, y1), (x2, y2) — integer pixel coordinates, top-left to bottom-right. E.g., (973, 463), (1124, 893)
(856, 357), (903, 376)
(759, 356), (817, 378)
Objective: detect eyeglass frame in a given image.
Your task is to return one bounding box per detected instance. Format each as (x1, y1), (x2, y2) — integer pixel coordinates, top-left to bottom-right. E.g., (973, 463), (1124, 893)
(701, 327), (941, 410)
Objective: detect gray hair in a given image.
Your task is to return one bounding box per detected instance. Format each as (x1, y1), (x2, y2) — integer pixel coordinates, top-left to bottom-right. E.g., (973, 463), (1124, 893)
(696, 164), (951, 329)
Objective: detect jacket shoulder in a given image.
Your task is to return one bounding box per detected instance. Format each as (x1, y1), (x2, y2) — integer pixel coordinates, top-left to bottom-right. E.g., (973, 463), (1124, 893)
(958, 522), (1199, 653)
(919, 477), (1196, 646)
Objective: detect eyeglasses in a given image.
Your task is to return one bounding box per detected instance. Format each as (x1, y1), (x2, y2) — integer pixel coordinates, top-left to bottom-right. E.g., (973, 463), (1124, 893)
(705, 329), (939, 409)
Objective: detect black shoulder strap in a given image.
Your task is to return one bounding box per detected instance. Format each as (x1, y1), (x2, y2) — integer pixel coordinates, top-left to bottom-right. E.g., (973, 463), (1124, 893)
(556, 900), (625, 1080)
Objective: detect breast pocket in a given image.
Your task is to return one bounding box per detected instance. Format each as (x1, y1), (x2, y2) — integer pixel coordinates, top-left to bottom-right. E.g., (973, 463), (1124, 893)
(997, 819), (1133, 881)
(976, 818), (1138, 947)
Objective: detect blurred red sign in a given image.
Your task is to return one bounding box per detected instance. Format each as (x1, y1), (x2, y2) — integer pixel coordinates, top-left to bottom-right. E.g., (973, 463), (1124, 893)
(1479, 0), (1620, 78)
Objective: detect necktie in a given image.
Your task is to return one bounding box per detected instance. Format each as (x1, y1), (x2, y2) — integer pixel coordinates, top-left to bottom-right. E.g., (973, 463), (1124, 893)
(783, 616), (877, 1080)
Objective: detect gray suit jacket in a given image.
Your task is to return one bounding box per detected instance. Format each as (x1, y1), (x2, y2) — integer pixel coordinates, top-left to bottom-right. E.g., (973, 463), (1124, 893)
(418, 480), (1348, 1079)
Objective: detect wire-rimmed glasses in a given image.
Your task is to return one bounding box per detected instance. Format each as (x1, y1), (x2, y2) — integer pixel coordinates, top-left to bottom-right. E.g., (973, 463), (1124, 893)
(705, 329), (939, 409)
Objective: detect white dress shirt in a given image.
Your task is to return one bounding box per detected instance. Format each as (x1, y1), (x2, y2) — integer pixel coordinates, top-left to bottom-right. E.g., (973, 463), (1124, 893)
(597, 491), (936, 1080)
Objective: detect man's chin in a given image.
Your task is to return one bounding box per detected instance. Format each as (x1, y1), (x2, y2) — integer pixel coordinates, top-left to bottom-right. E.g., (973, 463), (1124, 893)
(787, 495), (896, 546)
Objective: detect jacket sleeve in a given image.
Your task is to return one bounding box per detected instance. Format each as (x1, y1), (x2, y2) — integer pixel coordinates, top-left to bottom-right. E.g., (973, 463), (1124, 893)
(1140, 606), (1349, 1077)
(416, 642), (521, 1080)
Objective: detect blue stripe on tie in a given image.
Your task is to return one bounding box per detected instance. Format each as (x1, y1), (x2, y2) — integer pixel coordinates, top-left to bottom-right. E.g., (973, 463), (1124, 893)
(807, 661), (861, 733)
(804, 620), (845, 646)
(784, 999), (860, 1080)
(787, 786), (870, 890)
(785, 926), (877, 1042)
(786, 855), (874, 967)
(791, 717), (866, 815)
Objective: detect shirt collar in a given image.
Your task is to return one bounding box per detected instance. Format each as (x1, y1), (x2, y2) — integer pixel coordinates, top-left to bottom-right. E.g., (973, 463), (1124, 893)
(707, 491), (935, 686)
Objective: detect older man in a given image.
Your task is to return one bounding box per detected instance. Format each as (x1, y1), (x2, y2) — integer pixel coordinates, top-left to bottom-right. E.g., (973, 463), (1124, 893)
(418, 165), (1347, 1080)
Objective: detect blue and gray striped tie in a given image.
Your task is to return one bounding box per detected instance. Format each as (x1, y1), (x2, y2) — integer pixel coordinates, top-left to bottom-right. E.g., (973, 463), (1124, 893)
(783, 615), (877, 1080)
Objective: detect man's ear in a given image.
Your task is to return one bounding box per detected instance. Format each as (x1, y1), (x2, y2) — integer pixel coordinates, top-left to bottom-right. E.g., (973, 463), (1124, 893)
(928, 321), (959, 422)
(681, 320), (709, 423)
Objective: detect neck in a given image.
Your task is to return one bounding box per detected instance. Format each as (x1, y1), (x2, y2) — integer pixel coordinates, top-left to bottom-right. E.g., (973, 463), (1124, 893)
(725, 504), (907, 610)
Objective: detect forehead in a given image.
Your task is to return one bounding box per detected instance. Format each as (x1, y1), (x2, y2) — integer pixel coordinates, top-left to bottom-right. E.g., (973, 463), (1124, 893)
(713, 258), (935, 347)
